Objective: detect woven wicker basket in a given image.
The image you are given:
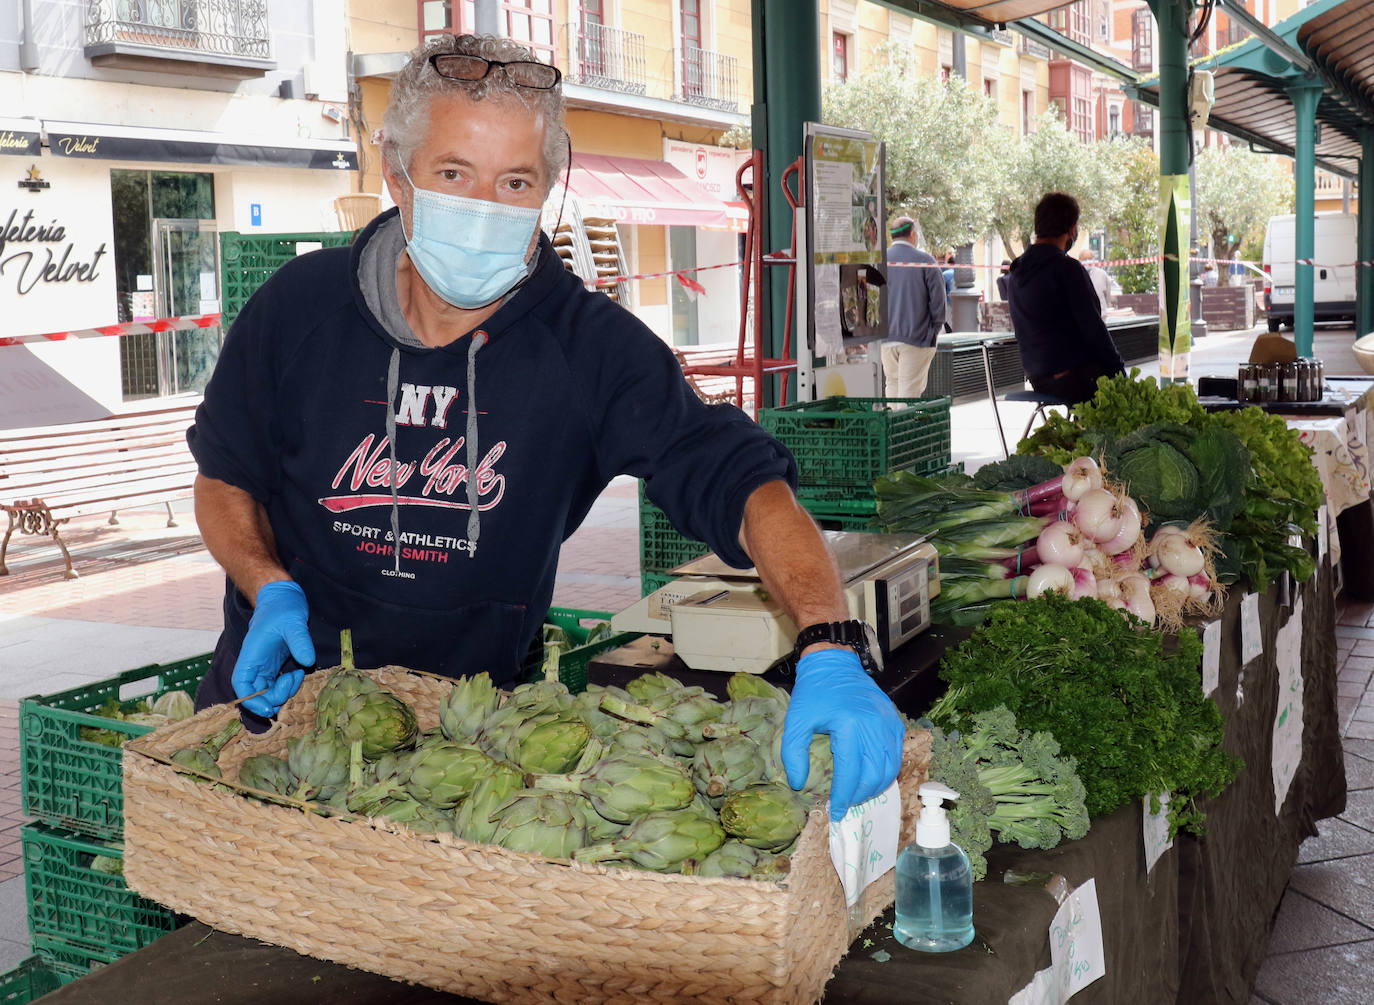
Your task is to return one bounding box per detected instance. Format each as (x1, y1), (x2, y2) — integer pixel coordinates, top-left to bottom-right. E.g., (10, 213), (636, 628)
(123, 667), (931, 1004)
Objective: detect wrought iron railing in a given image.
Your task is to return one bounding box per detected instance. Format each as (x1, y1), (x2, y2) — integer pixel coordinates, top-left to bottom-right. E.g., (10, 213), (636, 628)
(86, 0), (271, 60)
(563, 21), (647, 95)
(677, 46), (738, 112)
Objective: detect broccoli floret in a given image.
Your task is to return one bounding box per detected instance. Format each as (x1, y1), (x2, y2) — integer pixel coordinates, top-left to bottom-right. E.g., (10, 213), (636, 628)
(925, 703), (1092, 856)
(926, 725), (996, 881)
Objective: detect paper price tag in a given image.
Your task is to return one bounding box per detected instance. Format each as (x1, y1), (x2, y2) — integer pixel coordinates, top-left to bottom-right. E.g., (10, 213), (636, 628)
(1201, 620), (1221, 697)
(828, 782), (900, 907)
(1272, 595), (1305, 816)
(1049, 878), (1106, 999)
(1143, 793), (1173, 874)
(1009, 879), (1106, 1005)
(1240, 592), (1263, 666)
(1318, 505), (1329, 562)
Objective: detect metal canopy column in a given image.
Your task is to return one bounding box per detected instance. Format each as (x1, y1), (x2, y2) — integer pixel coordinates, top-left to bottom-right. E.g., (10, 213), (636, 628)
(1360, 127), (1374, 336)
(750, 0), (820, 406)
(1288, 80), (1323, 356)
(1147, 0), (1192, 382)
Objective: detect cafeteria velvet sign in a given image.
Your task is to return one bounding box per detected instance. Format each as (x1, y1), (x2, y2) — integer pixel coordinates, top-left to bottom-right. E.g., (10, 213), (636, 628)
(0, 205), (107, 296)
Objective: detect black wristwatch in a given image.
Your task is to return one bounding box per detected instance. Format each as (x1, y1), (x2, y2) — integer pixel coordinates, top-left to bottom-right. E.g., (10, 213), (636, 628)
(791, 620), (883, 675)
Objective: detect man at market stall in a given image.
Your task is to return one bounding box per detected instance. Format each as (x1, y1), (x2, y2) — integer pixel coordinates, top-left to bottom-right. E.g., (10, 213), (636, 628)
(1005, 192), (1125, 405)
(880, 216), (945, 402)
(186, 32), (903, 821)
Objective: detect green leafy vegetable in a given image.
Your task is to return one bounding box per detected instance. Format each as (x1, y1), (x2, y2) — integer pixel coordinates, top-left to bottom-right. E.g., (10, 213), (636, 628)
(924, 706), (1090, 881)
(972, 454), (1062, 493)
(927, 594), (1242, 837)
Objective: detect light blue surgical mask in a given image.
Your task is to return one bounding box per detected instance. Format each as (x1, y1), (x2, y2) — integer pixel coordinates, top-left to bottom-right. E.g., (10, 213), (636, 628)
(400, 164), (541, 309)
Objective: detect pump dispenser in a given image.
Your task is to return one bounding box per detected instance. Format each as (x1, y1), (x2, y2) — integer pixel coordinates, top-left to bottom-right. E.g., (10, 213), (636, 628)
(894, 781), (975, 952)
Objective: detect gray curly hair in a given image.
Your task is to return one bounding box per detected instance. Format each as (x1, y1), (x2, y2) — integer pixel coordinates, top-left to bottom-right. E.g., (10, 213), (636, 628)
(381, 34), (568, 189)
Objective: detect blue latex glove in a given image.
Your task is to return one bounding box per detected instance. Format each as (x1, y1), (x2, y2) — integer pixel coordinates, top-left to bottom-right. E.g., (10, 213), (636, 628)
(781, 649), (906, 821)
(232, 580), (315, 718)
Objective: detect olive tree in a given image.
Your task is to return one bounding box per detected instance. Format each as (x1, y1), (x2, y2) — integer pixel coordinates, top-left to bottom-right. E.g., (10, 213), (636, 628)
(1195, 144), (1294, 286)
(823, 54), (1002, 252)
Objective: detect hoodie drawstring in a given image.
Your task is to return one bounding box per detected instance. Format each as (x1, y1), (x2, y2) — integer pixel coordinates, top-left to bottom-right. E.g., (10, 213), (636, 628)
(385, 347), (402, 574)
(465, 330), (488, 558)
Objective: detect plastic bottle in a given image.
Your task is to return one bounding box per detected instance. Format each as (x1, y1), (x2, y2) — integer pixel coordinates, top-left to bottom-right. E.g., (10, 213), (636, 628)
(894, 780), (975, 952)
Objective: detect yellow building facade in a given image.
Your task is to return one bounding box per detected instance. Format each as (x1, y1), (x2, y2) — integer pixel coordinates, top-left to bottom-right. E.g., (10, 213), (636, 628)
(345, 2), (1054, 340)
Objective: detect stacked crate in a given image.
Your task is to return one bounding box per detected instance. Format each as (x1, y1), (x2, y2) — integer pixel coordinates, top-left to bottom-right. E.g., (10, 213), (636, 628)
(10, 656), (212, 990)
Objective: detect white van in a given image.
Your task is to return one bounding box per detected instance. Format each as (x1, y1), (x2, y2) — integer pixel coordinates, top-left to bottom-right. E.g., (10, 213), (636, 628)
(1262, 212), (1357, 331)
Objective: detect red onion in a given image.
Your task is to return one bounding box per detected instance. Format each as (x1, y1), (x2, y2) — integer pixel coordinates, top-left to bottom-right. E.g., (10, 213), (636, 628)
(1073, 488), (1124, 544)
(1154, 533), (1205, 578)
(1036, 522), (1085, 568)
(1062, 456), (1103, 502)
(1027, 564), (1075, 598)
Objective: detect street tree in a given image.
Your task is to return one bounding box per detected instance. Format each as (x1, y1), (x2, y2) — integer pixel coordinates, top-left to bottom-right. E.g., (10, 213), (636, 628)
(823, 51), (1002, 252)
(1195, 144), (1294, 286)
(989, 109), (1128, 257)
(1102, 138), (1160, 294)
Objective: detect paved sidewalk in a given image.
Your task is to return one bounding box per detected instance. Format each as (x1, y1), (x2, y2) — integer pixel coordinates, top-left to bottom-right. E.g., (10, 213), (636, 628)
(0, 323), (1371, 1003)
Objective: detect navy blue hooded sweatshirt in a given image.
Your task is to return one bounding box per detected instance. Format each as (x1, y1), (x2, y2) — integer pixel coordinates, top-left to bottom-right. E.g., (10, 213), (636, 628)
(189, 208), (795, 713)
(1005, 243), (1125, 380)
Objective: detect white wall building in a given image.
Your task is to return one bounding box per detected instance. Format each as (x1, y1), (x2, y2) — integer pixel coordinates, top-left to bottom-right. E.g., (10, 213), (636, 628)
(0, 0), (360, 423)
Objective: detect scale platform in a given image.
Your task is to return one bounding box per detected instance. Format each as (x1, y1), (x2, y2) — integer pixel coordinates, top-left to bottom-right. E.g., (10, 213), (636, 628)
(611, 531), (937, 675)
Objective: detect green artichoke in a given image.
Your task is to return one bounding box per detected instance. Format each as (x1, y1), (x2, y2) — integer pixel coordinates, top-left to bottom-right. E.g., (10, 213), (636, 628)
(573, 685), (634, 739)
(764, 728), (832, 801)
(508, 679), (574, 713)
(526, 751), (695, 824)
(237, 754), (295, 796)
(692, 734), (768, 805)
(286, 728), (352, 802)
(452, 765), (528, 844)
(490, 792), (589, 859)
(315, 668), (382, 733)
(573, 809), (725, 872)
(337, 689), (419, 760)
(169, 718), (242, 782)
(702, 696), (786, 741)
(624, 671), (689, 702)
(695, 840), (791, 880)
(438, 672), (501, 744)
(725, 674), (790, 707)
(401, 739), (495, 809)
(719, 783), (810, 852)
(503, 713), (591, 774)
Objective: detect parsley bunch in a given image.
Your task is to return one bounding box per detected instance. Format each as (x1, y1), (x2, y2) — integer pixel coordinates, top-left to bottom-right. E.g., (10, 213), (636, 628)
(927, 594), (1242, 836)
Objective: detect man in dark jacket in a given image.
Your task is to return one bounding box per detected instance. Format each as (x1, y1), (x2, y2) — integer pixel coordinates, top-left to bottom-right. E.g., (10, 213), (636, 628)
(187, 32), (903, 821)
(1005, 193), (1125, 404)
(880, 217), (945, 400)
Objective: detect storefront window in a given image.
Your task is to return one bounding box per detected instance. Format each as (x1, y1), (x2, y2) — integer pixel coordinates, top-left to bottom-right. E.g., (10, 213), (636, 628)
(111, 169), (221, 400)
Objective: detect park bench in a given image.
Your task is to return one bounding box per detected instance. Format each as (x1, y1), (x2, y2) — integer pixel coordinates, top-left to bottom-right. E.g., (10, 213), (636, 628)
(0, 403), (201, 580)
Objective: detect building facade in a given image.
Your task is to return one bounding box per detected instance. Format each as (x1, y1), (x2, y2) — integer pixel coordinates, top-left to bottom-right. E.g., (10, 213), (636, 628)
(2, 0), (359, 418)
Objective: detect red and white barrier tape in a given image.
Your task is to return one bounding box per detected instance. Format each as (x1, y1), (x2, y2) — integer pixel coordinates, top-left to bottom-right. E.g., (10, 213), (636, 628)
(0, 313), (222, 348)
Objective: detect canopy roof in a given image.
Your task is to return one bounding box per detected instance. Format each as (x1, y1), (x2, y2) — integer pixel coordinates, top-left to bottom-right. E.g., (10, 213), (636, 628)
(1131, 0), (1374, 180)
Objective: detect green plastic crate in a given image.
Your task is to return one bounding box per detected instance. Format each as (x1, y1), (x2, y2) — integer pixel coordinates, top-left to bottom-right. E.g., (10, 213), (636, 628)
(759, 396), (952, 491)
(21, 655), (211, 841)
(0, 956), (61, 1004)
(639, 482), (711, 574)
(641, 570), (676, 597)
(29, 937), (107, 986)
(219, 231), (354, 328)
(22, 825), (177, 962)
(557, 629), (642, 694)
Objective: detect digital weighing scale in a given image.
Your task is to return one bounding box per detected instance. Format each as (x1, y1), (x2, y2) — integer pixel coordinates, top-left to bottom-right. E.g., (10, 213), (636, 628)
(611, 531), (938, 674)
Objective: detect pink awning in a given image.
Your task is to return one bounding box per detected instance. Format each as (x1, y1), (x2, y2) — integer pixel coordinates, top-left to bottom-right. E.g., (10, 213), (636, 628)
(563, 153), (747, 232)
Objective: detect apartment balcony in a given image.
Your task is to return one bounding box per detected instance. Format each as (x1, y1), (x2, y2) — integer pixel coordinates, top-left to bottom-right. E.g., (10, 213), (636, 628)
(84, 0), (276, 77)
(1017, 34), (1051, 60)
(677, 46), (739, 113)
(562, 21), (647, 96)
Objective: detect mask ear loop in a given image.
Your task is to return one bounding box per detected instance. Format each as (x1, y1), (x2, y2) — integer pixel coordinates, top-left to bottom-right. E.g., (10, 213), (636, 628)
(548, 130), (572, 243)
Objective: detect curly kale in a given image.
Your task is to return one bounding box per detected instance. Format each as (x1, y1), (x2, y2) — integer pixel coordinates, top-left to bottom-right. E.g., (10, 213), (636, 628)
(927, 594), (1242, 837)
(922, 705), (1090, 881)
(972, 454), (1063, 494)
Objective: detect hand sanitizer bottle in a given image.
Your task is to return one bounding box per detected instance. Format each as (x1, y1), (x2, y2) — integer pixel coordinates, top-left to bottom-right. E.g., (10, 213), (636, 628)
(894, 780), (974, 952)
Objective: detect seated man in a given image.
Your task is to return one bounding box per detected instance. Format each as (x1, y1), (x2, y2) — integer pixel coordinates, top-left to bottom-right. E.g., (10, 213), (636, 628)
(1005, 193), (1125, 405)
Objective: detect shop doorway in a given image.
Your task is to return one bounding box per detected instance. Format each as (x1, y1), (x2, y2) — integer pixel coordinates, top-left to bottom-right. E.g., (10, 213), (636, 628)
(669, 225), (699, 346)
(112, 170), (221, 399)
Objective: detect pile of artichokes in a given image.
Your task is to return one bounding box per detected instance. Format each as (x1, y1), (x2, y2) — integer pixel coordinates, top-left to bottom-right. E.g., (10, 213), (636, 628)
(188, 659), (830, 881)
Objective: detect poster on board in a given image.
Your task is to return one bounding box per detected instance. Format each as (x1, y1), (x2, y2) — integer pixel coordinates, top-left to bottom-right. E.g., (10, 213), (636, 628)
(804, 124), (886, 349)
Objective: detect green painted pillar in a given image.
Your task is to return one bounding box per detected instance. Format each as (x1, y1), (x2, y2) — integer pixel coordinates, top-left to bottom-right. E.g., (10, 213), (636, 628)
(1287, 80), (1322, 357)
(751, 0), (820, 405)
(1359, 127), (1374, 336)
(1147, 0), (1192, 382)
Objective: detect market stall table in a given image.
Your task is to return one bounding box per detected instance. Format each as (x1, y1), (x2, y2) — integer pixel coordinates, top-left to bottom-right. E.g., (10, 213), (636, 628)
(31, 563), (1345, 1005)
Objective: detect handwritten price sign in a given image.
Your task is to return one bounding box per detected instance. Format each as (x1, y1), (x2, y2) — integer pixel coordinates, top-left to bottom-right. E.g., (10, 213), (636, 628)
(827, 781), (900, 907)
(1008, 878), (1106, 1004)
